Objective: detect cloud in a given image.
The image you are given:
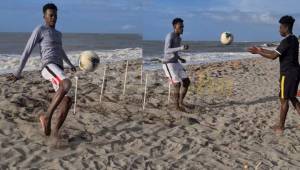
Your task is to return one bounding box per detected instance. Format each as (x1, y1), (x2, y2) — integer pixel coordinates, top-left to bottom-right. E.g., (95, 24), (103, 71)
(75, 0), (142, 11)
(228, 0), (300, 13)
(121, 24), (136, 30)
(202, 11), (277, 24)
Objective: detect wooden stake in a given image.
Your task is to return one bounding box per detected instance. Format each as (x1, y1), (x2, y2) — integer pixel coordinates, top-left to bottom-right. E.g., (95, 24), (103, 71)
(100, 65), (107, 104)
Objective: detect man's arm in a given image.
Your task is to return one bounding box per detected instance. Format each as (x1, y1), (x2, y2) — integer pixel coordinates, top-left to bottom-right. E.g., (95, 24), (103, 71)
(164, 34), (185, 54)
(61, 49), (74, 67)
(248, 46), (279, 60)
(14, 26), (41, 79)
(165, 46), (184, 54)
(61, 49), (76, 72)
(178, 45), (189, 63)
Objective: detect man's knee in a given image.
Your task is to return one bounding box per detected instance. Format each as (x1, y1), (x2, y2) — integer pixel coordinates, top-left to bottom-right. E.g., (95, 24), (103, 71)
(182, 78), (190, 88)
(173, 82), (181, 88)
(60, 79), (72, 93)
(290, 96), (297, 101)
(290, 97), (299, 104)
(280, 98), (289, 105)
(64, 96), (72, 107)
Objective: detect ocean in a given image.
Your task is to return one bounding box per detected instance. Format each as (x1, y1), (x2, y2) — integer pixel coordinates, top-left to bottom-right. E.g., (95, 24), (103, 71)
(143, 40), (274, 70)
(0, 32), (278, 73)
(0, 32), (142, 74)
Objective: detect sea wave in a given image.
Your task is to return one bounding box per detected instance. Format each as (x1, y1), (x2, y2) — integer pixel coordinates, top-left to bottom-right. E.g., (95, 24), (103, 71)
(143, 52), (261, 70)
(0, 48), (142, 74)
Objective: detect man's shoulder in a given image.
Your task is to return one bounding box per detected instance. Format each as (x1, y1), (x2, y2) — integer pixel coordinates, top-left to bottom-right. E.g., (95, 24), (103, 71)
(31, 25), (43, 32)
(167, 32), (175, 37)
(282, 35), (298, 46)
(34, 24), (45, 30)
(165, 32), (176, 40)
(283, 34), (297, 41)
(290, 35), (299, 43)
(53, 28), (62, 35)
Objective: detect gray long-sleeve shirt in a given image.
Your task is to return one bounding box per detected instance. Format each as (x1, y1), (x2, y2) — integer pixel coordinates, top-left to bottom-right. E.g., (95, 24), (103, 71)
(163, 32), (184, 63)
(14, 25), (72, 78)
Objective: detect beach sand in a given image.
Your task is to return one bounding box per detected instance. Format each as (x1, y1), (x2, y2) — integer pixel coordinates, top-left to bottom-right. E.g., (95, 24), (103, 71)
(1, 57), (300, 169)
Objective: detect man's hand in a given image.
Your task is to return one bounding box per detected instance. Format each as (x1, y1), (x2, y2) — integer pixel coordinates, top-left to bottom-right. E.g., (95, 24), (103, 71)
(70, 65), (76, 72)
(6, 74), (19, 82)
(247, 46), (262, 54)
(183, 44), (189, 50)
(179, 58), (186, 63)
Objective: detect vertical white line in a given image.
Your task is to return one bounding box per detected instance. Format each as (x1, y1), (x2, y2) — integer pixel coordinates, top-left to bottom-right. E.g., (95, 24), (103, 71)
(168, 82), (171, 104)
(143, 73), (148, 110)
(100, 65), (107, 104)
(140, 64), (143, 85)
(123, 60), (129, 95)
(73, 76), (78, 115)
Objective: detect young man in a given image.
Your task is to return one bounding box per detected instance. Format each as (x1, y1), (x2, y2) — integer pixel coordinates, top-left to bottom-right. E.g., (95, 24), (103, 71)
(248, 15), (300, 134)
(7, 3), (76, 137)
(162, 18), (190, 111)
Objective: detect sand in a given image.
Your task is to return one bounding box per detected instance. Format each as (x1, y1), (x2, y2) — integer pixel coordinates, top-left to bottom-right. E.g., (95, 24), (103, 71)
(0, 57), (300, 169)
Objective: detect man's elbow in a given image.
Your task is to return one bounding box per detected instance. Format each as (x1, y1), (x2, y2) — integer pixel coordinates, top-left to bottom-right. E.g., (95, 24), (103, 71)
(165, 49), (173, 54)
(271, 52), (279, 60)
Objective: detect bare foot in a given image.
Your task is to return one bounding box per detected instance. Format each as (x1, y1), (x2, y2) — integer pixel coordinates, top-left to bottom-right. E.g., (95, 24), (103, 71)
(39, 113), (51, 136)
(175, 105), (186, 112)
(180, 103), (195, 109)
(54, 138), (69, 149)
(272, 125), (284, 135)
(53, 130), (60, 138)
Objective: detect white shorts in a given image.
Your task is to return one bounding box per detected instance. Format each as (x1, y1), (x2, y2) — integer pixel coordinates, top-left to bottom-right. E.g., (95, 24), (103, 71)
(162, 63), (188, 84)
(41, 63), (71, 96)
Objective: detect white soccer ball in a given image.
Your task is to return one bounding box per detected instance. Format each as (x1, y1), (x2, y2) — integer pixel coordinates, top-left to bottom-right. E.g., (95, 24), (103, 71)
(220, 32), (234, 45)
(79, 51), (100, 72)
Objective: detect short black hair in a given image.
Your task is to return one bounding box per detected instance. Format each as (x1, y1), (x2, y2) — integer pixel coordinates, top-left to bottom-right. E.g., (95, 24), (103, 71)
(172, 18), (184, 26)
(43, 3), (57, 14)
(279, 15), (295, 32)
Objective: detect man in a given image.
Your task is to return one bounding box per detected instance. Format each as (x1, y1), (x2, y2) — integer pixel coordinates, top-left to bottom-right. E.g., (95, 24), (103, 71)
(162, 18), (190, 111)
(248, 15), (300, 134)
(7, 3), (76, 137)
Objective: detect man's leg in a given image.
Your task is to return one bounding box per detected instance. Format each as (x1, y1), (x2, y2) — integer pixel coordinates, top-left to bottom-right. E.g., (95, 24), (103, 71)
(173, 82), (182, 111)
(40, 79), (72, 136)
(290, 97), (300, 129)
(273, 98), (289, 134)
(179, 78), (190, 107)
(53, 96), (72, 137)
(290, 97), (300, 116)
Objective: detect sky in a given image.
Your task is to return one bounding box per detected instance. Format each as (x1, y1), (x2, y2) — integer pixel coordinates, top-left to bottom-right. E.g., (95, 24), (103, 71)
(143, 0), (300, 41)
(0, 0), (142, 34)
(1, 0), (300, 41)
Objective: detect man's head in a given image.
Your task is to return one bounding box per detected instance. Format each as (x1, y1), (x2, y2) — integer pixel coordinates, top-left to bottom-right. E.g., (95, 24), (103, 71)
(43, 3), (57, 28)
(172, 18), (184, 35)
(279, 15), (295, 37)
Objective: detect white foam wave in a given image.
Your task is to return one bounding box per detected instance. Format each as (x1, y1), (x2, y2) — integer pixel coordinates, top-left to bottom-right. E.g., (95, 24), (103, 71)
(144, 52), (261, 70)
(0, 48), (142, 74)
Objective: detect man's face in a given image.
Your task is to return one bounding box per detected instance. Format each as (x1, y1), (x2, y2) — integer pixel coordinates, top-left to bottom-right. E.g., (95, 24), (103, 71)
(279, 24), (288, 37)
(174, 22), (184, 35)
(44, 9), (57, 28)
